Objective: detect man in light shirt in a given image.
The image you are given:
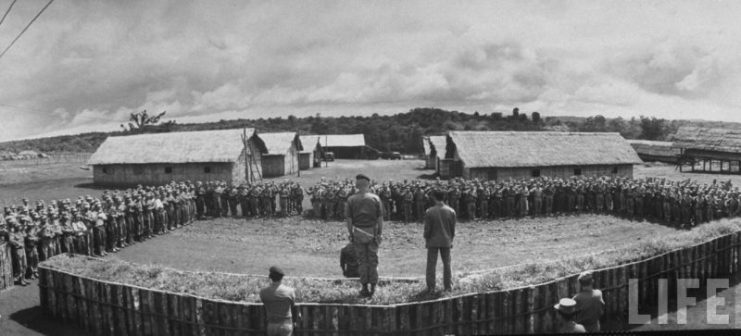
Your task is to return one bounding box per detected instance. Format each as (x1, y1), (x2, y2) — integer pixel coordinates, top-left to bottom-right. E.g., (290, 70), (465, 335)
(260, 266), (300, 336)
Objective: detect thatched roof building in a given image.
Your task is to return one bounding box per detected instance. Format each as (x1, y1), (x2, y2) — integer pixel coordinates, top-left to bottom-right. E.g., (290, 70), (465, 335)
(672, 126), (741, 173)
(258, 132), (303, 177)
(298, 135), (322, 170)
(442, 131), (641, 180)
(313, 134), (377, 159)
(88, 128), (265, 186)
(627, 140), (680, 163)
(422, 135), (447, 170)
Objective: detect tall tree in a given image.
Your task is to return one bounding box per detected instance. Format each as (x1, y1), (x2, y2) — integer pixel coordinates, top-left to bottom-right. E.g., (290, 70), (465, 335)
(121, 110), (168, 133)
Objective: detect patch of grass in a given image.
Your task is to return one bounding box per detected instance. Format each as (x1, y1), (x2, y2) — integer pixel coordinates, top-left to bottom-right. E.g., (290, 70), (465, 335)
(43, 218), (741, 305)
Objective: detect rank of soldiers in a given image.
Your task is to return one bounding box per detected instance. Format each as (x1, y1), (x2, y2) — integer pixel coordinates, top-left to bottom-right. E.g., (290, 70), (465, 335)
(308, 176), (741, 227)
(0, 179), (304, 286)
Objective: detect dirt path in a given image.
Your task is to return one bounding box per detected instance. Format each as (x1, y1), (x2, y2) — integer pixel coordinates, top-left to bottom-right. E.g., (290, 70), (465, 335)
(0, 279), (90, 336)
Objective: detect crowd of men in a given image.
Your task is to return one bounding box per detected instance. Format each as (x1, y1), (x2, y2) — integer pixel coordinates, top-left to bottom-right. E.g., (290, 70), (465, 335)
(0, 180), (303, 286)
(310, 175), (740, 228)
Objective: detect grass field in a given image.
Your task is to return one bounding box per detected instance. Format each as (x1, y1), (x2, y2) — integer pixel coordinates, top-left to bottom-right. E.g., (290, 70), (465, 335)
(108, 214), (678, 278)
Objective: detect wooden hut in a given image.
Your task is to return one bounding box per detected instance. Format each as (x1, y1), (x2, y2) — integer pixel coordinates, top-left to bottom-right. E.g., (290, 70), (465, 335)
(443, 131), (641, 180)
(673, 126), (741, 174)
(627, 139), (680, 163)
(298, 135), (322, 170)
(259, 132), (303, 177)
(87, 128), (266, 186)
(426, 136), (447, 174)
(316, 134), (377, 159)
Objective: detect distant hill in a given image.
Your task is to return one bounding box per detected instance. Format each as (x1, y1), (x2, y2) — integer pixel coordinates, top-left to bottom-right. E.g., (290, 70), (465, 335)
(0, 107), (718, 155)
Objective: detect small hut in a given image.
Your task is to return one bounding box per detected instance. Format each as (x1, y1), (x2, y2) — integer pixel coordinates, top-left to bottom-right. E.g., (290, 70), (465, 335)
(316, 134), (376, 159)
(627, 140), (680, 163)
(259, 132), (303, 177)
(298, 135), (322, 170)
(425, 136), (447, 174)
(88, 128), (265, 186)
(443, 131), (641, 180)
(673, 126), (741, 174)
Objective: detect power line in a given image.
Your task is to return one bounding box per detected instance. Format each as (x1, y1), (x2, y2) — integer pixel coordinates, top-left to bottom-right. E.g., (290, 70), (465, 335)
(0, 0), (55, 61)
(0, 0), (18, 28)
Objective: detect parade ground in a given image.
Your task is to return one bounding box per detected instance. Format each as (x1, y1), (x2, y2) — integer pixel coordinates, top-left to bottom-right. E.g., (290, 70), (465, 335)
(2, 158), (741, 335)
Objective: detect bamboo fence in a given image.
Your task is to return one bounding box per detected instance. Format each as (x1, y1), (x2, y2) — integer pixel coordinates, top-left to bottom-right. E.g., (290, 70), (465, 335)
(0, 242), (12, 291)
(38, 231), (741, 335)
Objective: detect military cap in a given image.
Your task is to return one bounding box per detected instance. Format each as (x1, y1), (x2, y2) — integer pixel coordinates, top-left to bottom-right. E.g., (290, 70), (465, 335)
(553, 298), (577, 315)
(269, 265), (285, 276)
(356, 174), (371, 182)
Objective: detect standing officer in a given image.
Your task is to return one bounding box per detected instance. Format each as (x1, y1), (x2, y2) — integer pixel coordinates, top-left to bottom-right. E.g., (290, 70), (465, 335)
(424, 189), (456, 293)
(345, 174), (384, 297)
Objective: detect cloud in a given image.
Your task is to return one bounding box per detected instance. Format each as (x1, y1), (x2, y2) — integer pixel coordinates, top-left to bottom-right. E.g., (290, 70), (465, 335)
(1, 0), (741, 141)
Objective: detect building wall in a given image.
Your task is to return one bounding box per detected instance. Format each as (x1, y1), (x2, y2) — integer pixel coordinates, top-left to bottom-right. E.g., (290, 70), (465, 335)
(324, 146), (372, 159)
(284, 146), (299, 176)
(233, 152), (247, 183)
(299, 152), (312, 170)
(262, 155), (285, 178)
(463, 164), (634, 181)
(93, 162), (234, 186)
(425, 154), (435, 169)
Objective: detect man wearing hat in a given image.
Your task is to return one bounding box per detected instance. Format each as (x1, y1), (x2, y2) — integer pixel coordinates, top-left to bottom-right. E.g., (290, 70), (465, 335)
(345, 174), (384, 297)
(572, 271), (604, 332)
(554, 298), (586, 333)
(259, 266), (300, 336)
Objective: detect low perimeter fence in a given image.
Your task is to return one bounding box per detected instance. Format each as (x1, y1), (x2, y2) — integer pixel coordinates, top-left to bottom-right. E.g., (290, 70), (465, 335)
(37, 231), (741, 335)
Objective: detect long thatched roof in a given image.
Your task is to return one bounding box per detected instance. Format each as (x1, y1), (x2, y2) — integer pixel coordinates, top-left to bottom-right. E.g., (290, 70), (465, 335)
(628, 140), (680, 158)
(448, 131), (641, 168)
(673, 126), (741, 153)
(312, 134), (365, 147)
(88, 128), (259, 165)
(259, 132), (302, 155)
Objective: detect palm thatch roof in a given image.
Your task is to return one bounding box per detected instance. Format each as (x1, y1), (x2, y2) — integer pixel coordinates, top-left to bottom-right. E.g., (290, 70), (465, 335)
(428, 136), (447, 156)
(313, 134), (365, 147)
(259, 132), (303, 155)
(298, 135), (321, 153)
(672, 126), (741, 154)
(88, 128), (260, 165)
(628, 140), (680, 158)
(447, 131), (641, 168)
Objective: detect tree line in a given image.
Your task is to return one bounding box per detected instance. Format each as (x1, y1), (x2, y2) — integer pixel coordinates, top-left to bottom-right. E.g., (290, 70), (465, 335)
(0, 107), (694, 154)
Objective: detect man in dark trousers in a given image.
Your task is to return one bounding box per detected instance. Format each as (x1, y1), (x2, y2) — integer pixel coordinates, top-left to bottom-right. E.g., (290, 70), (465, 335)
(345, 174), (384, 297)
(424, 189), (456, 293)
(572, 271), (604, 332)
(259, 266), (300, 336)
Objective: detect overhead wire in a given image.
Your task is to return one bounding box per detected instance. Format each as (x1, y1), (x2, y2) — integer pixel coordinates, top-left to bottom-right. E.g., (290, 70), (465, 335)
(0, 0), (18, 28)
(0, 0), (56, 61)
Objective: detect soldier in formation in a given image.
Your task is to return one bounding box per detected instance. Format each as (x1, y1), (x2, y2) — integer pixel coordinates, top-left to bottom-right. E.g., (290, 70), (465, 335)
(308, 176), (741, 228)
(0, 179), (304, 286)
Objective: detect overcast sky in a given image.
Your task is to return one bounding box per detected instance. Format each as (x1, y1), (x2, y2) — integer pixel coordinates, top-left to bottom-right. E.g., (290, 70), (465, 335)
(0, 0), (739, 141)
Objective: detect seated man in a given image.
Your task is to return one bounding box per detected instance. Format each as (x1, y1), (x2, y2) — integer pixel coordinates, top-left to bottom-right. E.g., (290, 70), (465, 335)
(340, 242), (359, 278)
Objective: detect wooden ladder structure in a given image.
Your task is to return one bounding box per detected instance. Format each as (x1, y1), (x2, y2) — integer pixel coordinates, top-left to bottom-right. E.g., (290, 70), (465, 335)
(242, 129), (262, 183)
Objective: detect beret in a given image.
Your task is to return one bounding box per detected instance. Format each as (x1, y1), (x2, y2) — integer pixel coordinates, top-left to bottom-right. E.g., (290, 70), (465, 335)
(269, 265), (284, 276)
